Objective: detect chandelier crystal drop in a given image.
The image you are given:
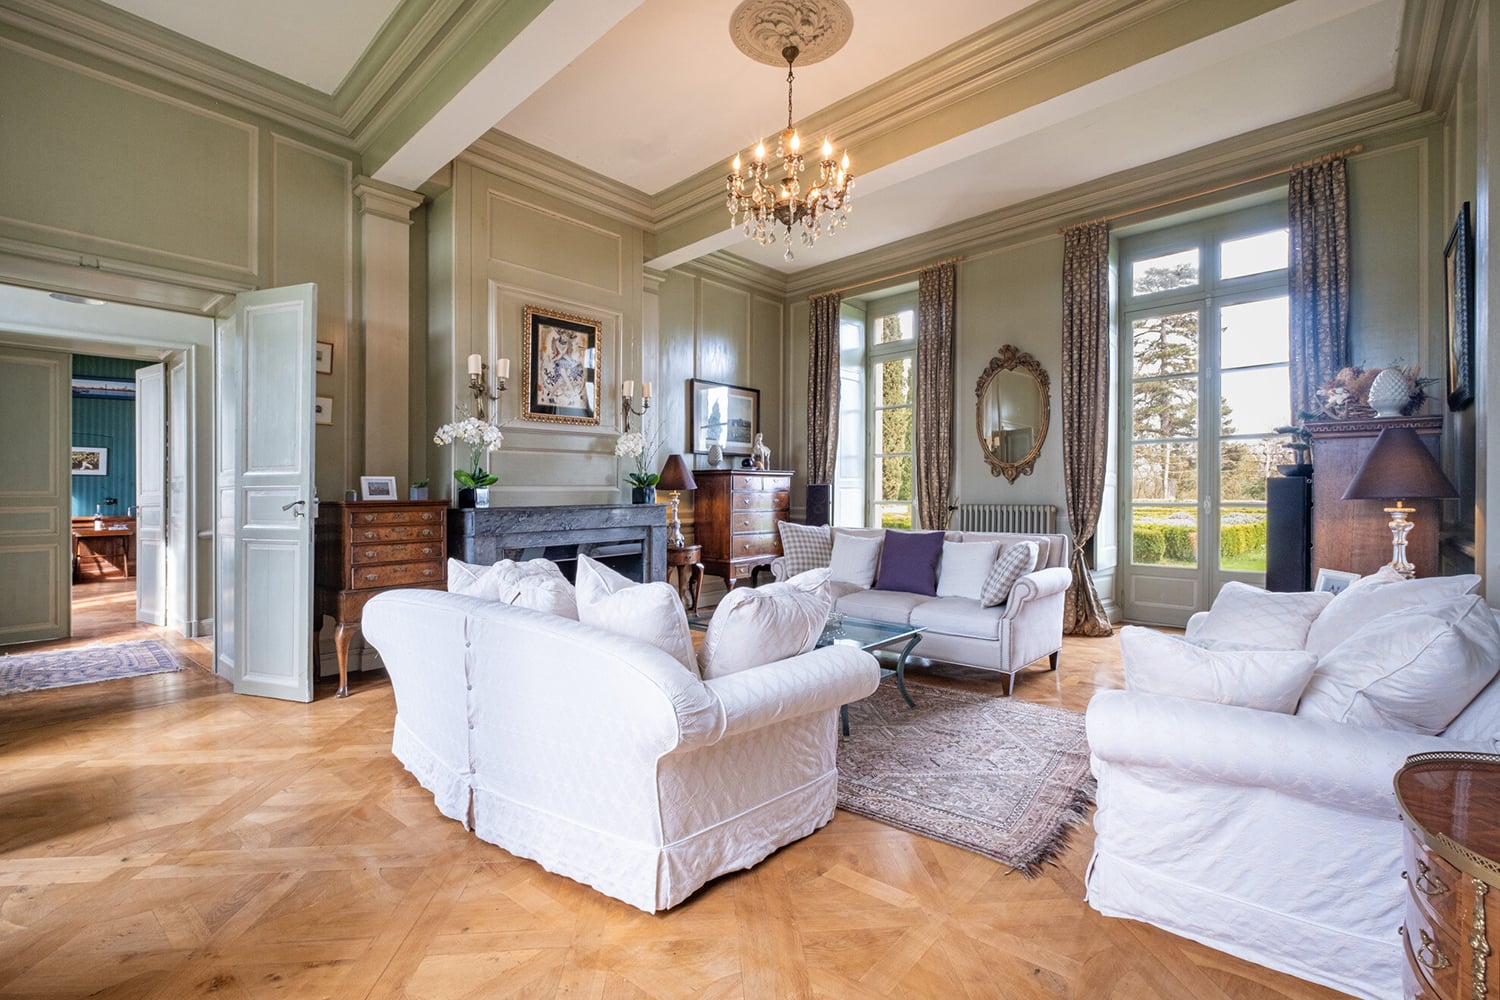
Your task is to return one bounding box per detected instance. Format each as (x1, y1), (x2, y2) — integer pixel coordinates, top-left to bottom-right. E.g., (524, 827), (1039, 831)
(725, 44), (853, 261)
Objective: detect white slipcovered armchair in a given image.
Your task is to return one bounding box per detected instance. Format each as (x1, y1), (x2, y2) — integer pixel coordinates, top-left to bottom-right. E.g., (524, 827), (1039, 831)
(362, 588), (879, 912)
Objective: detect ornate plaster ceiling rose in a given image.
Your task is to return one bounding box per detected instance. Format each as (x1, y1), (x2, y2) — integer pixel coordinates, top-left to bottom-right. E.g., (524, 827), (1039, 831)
(728, 0), (854, 67)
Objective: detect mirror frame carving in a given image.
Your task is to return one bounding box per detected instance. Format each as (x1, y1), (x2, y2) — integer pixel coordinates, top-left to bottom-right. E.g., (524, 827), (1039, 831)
(975, 344), (1050, 483)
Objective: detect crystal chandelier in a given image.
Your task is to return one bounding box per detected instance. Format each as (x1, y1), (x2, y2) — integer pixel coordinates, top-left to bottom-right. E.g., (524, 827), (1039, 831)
(725, 44), (853, 261)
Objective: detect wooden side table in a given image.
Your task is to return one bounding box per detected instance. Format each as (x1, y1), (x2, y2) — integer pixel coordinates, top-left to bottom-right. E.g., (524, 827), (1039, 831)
(667, 544), (703, 613)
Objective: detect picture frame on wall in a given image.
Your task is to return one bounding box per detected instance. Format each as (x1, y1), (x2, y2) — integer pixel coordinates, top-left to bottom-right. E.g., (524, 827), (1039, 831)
(689, 379), (760, 456)
(1313, 568), (1360, 595)
(314, 396), (334, 425)
(315, 341), (333, 375)
(1445, 201), (1475, 411)
(360, 476), (397, 501)
(71, 446), (108, 476)
(521, 305), (601, 425)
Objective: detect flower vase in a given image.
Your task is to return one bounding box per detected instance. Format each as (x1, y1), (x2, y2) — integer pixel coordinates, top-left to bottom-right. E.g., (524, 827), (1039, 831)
(631, 486), (656, 505)
(474, 487), (491, 508)
(457, 487), (476, 508)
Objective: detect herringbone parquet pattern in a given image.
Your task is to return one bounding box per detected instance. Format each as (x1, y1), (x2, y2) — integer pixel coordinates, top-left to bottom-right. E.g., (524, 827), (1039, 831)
(0, 582), (1348, 999)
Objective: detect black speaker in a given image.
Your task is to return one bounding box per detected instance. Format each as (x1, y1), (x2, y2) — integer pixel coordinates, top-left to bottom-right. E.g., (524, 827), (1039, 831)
(1266, 474), (1312, 592)
(805, 483), (831, 526)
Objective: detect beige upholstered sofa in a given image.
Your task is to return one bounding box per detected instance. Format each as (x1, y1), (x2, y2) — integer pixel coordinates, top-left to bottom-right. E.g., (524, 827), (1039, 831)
(770, 527), (1072, 694)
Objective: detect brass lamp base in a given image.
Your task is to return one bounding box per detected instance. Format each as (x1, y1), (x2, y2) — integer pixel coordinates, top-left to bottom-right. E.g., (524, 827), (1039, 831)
(1383, 501), (1416, 579)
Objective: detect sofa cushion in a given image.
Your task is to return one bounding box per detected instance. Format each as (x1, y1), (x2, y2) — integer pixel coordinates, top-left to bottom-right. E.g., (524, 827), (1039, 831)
(874, 530), (945, 596)
(829, 532), (882, 588)
(1188, 581), (1331, 650)
(936, 540), (1001, 599)
(979, 541), (1038, 608)
(1444, 667), (1500, 746)
(446, 557), (578, 619)
(909, 596), (1006, 641)
(1297, 594), (1500, 734)
(776, 522), (832, 576)
(697, 577), (831, 679)
(835, 588), (929, 625)
(1304, 570), (1482, 658)
(1120, 626), (1318, 714)
(574, 555), (696, 675)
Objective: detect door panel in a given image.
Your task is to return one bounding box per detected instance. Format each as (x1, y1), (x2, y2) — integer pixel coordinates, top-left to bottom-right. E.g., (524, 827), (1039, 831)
(135, 363), (167, 626)
(0, 347), (70, 644)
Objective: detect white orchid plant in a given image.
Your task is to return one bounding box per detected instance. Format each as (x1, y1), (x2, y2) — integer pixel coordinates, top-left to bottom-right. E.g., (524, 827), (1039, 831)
(614, 430), (659, 488)
(434, 415), (504, 488)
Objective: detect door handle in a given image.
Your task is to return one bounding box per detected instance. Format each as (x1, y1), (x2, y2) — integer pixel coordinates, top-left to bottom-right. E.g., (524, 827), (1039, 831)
(282, 499), (307, 518)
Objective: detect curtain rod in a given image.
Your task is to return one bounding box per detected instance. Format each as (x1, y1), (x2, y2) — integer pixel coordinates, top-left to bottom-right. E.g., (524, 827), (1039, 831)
(811, 255), (966, 300)
(1057, 144), (1365, 234)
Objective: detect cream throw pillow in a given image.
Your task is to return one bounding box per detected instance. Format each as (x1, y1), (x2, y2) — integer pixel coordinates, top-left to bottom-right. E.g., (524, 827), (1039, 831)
(574, 555), (696, 674)
(829, 533), (882, 589)
(1304, 571), (1482, 658)
(936, 540), (1001, 600)
(446, 558), (578, 618)
(697, 573), (832, 679)
(1188, 581), (1332, 650)
(1120, 626), (1319, 714)
(1297, 594), (1500, 734)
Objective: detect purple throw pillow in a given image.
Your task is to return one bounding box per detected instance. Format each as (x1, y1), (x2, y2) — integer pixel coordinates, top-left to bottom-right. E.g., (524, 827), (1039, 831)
(873, 530), (945, 596)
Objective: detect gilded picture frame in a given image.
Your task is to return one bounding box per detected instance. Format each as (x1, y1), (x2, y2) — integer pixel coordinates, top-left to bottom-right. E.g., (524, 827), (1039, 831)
(522, 305), (601, 425)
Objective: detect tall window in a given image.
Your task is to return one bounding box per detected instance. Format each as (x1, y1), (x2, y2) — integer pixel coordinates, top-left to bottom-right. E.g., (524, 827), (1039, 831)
(833, 291), (917, 528)
(1120, 203), (1289, 610)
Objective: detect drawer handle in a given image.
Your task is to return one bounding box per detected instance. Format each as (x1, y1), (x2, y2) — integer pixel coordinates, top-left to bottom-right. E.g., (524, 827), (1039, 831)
(364, 550), (378, 559)
(420, 512), (435, 521)
(1403, 859), (1449, 897)
(421, 547), (435, 556)
(421, 568), (435, 577)
(364, 573), (379, 582)
(420, 528), (434, 537)
(361, 514), (376, 523)
(362, 531), (376, 540)
(1415, 929), (1451, 971)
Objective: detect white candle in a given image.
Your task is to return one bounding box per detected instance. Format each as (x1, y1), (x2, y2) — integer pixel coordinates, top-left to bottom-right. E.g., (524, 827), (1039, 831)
(467, 353), (482, 376)
(623, 380), (634, 399)
(642, 381), (652, 399)
(497, 358), (510, 379)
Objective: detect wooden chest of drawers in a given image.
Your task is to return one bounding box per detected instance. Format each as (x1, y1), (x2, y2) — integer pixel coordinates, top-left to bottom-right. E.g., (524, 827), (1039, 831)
(692, 469), (790, 590)
(1395, 752), (1500, 1000)
(314, 499), (448, 697)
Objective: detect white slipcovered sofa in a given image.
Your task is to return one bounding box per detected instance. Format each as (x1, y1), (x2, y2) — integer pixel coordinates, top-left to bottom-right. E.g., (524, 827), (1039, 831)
(1085, 572), (1500, 1000)
(362, 586), (878, 912)
(771, 526), (1073, 694)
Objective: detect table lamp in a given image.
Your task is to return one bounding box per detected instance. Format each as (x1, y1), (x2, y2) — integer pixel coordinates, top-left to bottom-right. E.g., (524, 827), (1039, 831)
(657, 454), (697, 549)
(1340, 426), (1457, 578)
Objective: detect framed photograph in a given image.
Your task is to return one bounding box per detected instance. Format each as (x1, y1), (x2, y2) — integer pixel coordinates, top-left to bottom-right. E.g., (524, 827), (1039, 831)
(1445, 202), (1474, 411)
(689, 379), (760, 456)
(521, 305), (601, 425)
(1313, 568), (1360, 595)
(314, 396), (334, 425)
(315, 341), (333, 375)
(360, 475), (397, 501)
(71, 376), (135, 400)
(71, 446), (108, 476)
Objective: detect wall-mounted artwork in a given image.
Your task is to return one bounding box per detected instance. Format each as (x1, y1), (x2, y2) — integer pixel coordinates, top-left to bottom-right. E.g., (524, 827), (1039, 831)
(315, 341), (333, 375)
(71, 446), (108, 476)
(689, 379), (759, 456)
(1445, 201), (1474, 411)
(71, 376), (135, 399)
(314, 396), (333, 425)
(521, 305), (601, 425)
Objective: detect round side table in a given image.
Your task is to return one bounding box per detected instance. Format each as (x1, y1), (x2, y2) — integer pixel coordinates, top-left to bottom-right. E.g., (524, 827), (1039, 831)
(667, 544), (704, 613)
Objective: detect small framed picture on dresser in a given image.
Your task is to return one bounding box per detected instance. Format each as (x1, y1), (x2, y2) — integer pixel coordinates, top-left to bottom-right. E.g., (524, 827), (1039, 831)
(360, 475), (397, 501)
(1313, 568), (1359, 594)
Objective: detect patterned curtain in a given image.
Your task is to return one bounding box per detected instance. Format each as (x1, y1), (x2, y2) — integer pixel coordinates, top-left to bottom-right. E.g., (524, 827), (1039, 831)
(1288, 156), (1350, 417)
(1060, 221), (1113, 637)
(807, 291), (842, 485)
(916, 262), (957, 529)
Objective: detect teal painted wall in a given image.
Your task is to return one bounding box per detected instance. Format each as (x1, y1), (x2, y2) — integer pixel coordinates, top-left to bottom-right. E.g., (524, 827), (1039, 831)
(71, 355), (152, 517)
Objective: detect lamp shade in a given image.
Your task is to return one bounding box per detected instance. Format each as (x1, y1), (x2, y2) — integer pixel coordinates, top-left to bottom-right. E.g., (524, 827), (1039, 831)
(1341, 427), (1457, 501)
(658, 453), (697, 492)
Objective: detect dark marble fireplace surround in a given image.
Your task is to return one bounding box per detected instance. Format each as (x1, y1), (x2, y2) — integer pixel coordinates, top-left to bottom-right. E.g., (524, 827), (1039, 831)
(448, 503), (668, 584)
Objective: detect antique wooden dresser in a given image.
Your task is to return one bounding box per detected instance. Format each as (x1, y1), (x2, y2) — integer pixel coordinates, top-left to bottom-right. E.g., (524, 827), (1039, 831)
(692, 469), (789, 590)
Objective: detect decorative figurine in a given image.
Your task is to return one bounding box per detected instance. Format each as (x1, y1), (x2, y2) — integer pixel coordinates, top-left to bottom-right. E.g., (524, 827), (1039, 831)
(751, 433), (771, 470)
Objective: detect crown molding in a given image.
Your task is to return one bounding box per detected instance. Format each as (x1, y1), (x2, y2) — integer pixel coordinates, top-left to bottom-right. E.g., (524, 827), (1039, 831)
(674, 252), (789, 299)
(336, 0), (467, 134)
(460, 131), (655, 230)
(781, 92), (1438, 298)
(1395, 0), (1479, 115)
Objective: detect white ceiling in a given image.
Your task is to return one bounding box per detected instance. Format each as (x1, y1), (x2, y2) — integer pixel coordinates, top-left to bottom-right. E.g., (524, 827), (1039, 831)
(91, 0), (1407, 274)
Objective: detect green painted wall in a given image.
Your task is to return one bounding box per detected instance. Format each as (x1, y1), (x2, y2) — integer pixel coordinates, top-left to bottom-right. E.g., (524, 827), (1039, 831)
(70, 355), (153, 518)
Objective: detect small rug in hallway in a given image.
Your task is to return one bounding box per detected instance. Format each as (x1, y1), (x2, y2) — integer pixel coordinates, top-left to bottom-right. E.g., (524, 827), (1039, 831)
(0, 640), (187, 695)
(837, 679), (1095, 876)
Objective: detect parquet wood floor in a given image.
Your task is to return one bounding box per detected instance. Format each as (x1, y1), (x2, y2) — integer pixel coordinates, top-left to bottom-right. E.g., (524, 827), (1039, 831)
(0, 585), (1350, 999)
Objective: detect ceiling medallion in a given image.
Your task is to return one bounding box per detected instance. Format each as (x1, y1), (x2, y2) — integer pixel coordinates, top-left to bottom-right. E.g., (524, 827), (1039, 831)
(724, 0), (855, 260)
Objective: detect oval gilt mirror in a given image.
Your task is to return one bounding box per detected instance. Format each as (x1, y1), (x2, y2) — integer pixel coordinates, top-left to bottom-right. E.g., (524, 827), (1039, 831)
(976, 345), (1050, 483)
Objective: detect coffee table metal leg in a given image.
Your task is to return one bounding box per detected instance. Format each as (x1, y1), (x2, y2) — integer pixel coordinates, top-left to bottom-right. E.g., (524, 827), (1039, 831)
(893, 635), (920, 708)
(841, 704), (849, 736)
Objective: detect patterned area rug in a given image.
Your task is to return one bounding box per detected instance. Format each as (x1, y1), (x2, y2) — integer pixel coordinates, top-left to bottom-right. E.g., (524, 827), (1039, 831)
(0, 640), (187, 695)
(838, 679), (1095, 876)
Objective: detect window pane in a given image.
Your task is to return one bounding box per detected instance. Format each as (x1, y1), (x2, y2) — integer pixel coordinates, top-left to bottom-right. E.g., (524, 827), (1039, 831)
(1132, 443), (1198, 502)
(1133, 377), (1197, 439)
(874, 357), (912, 406)
(875, 310), (914, 343)
(1220, 368), (1290, 436)
(1221, 230), (1288, 279)
(875, 503), (912, 529)
(875, 405), (913, 454)
(1220, 506), (1268, 572)
(1220, 439), (1278, 502)
(1131, 248), (1199, 295)
(1220, 297), (1289, 369)
(839, 319), (862, 351)
(1131, 507), (1198, 567)
(1132, 312), (1198, 378)
(875, 454), (912, 502)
